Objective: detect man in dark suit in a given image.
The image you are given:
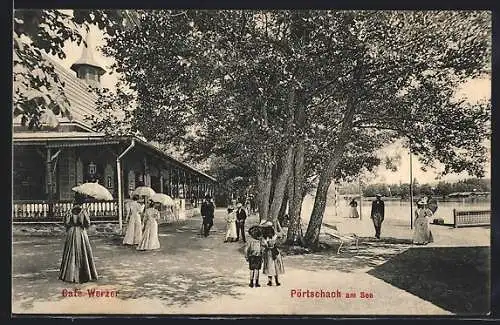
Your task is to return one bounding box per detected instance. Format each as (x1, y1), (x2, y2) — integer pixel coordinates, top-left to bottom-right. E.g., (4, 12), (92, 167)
(201, 195), (215, 237)
(235, 202), (247, 242)
(370, 194), (385, 239)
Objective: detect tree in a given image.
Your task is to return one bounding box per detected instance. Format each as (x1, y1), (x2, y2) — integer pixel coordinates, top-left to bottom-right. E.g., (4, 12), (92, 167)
(13, 9), (133, 128)
(205, 155), (254, 205)
(96, 11), (313, 227)
(302, 11), (490, 246)
(95, 10), (490, 249)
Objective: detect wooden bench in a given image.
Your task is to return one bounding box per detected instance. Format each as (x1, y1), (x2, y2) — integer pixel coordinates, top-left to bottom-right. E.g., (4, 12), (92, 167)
(453, 209), (490, 228)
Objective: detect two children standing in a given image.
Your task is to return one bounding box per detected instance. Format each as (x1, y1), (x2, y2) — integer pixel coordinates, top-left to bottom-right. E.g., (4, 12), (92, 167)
(244, 221), (285, 288)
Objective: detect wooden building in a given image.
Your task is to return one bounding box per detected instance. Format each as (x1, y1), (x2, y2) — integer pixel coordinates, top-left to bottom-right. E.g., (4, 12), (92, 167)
(13, 38), (216, 228)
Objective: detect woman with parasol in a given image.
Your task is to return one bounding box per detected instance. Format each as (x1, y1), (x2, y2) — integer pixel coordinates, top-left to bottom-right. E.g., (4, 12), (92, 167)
(348, 198), (360, 218)
(260, 220), (285, 286)
(413, 197), (434, 245)
(59, 181), (112, 283)
(123, 194), (144, 246)
(245, 225), (263, 287)
(150, 193), (175, 223)
(132, 185), (156, 211)
(224, 205), (238, 243)
(137, 199), (161, 251)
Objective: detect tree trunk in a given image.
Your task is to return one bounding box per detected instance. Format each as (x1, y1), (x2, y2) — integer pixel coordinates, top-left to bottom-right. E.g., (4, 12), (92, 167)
(256, 98), (272, 221)
(257, 154), (273, 221)
(270, 163), (279, 206)
(303, 168), (332, 247)
(286, 138), (305, 245)
(268, 145), (294, 223)
(278, 182), (289, 221)
(303, 98), (357, 248)
(266, 88), (296, 224)
(286, 169), (296, 228)
(286, 93), (306, 246)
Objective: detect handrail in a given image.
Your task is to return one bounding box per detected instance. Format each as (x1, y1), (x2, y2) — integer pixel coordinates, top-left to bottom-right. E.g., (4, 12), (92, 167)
(453, 209), (490, 228)
(454, 209), (490, 215)
(13, 200), (119, 221)
(13, 199), (118, 204)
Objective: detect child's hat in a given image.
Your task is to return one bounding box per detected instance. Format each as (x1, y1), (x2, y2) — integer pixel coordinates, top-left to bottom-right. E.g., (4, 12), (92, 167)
(248, 225), (261, 239)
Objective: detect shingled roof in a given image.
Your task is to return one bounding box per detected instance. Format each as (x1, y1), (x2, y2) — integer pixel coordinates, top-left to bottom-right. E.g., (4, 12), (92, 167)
(12, 54), (100, 130)
(47, 55), (100, 127)
(13, 52), (217, 182)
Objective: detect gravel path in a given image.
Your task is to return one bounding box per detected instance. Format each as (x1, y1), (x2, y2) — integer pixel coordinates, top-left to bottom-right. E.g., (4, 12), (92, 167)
(12, 209), (489, 315)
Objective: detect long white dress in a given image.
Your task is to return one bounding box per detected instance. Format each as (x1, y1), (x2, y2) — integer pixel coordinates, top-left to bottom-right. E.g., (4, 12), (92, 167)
(348, 202), (360, 218)
(137, 207), (161, 251)
(262, 235), (285, 276)
(224, 211), (237, 242)
(413, 208), (434, 245)
(123, 201), (144, 245)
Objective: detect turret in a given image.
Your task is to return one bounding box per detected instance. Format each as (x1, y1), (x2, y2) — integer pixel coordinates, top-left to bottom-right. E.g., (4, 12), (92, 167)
(70, 32), (105, 87)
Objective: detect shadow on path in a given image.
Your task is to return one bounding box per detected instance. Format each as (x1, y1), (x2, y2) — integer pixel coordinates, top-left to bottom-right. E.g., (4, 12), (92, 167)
(12, 216), (248, 310)
(285, 236), (411, 273)
(367, 246), (490, 315)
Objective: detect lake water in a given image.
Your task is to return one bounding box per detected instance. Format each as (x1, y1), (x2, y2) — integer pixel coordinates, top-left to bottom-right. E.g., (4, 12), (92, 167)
(301, 196), (491, 225)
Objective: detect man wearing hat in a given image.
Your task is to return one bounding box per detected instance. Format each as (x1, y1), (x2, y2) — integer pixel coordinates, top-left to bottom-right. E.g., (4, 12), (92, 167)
(201, 195), (215, 237)
(370, 194), (385, 239)
(235, 202), (248, 242)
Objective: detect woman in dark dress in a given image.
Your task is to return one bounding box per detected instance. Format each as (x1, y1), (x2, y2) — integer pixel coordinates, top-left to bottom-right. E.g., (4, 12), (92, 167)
(59, 192), (98, 283)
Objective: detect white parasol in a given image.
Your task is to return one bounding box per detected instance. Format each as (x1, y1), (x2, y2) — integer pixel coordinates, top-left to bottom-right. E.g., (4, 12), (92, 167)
(150, 193), (175, 206)
(132, 186), (156, 198)
(72, 182), (113, 201)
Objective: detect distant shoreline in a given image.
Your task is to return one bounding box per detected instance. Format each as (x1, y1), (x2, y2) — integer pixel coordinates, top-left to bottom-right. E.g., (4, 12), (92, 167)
(335, 196), (491, 202)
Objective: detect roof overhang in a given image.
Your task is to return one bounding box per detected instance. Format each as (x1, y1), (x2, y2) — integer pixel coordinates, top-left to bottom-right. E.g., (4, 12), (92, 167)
(12, 132), (217, 182)
(132, 138), (217, 182)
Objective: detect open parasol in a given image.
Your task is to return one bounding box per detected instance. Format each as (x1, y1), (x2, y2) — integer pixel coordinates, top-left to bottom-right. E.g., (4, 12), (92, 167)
(132, 186), (156, 198)
(72, 182), (113, 201)
(150, 193), (175, 206)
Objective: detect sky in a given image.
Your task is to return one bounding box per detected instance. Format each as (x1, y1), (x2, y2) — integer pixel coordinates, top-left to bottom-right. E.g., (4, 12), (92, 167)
(50, 19), (491, 186)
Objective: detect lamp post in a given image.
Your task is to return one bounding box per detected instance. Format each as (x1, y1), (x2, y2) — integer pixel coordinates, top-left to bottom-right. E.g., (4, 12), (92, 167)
(409, 143), (414, 230)
(358, 177), (363, 221)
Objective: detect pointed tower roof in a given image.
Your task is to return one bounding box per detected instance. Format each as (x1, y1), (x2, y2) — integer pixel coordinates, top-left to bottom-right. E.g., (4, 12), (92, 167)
(70, 32), (106, 76)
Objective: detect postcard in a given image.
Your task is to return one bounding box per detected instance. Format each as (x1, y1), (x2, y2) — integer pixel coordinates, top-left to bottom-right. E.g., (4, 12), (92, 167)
(12, 9), (491, 316)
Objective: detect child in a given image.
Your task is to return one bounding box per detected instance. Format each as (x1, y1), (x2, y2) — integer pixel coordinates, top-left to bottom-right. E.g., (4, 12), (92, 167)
(245, 226), (263, 288)
(260, 220), (285, 286)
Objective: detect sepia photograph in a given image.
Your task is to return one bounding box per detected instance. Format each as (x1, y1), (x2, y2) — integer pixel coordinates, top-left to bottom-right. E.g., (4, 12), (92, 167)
(12, 9), (491, 316)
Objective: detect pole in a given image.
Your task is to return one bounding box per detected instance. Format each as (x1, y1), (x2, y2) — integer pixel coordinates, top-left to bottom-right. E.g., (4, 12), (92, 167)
(117, 140), (135, 232)
(46, 147), (53, 217)
(409, 142), (413, 230)
(359, 177), (362, 220)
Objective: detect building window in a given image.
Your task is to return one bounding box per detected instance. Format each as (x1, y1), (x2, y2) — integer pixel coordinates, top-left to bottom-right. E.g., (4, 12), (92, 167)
(76, 158), (83, 185)
(88, 161), (97, 175)
(107, 176), (112, 188)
